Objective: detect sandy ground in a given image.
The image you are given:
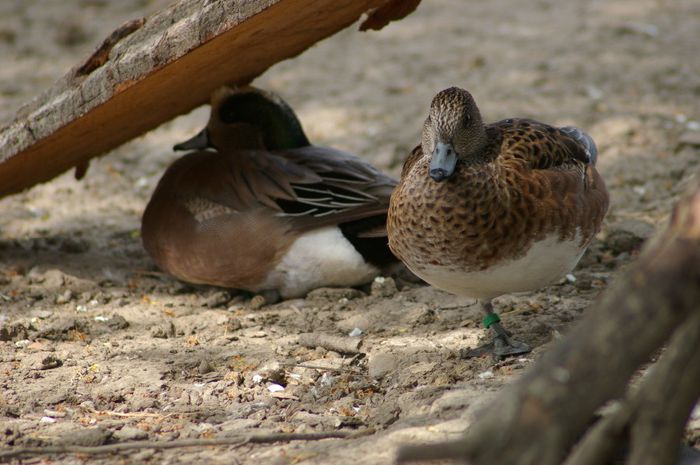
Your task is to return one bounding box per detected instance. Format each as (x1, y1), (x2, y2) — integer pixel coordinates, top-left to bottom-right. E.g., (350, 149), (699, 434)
(1, 0), (699, 463)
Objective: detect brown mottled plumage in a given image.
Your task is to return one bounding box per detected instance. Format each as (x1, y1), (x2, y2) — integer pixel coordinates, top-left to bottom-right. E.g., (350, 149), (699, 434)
(142, 86), (398, 299)
(388, 87), (609, 357)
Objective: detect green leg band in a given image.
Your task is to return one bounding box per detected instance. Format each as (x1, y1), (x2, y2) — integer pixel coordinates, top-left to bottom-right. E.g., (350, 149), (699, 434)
(482, 313), (501, 329)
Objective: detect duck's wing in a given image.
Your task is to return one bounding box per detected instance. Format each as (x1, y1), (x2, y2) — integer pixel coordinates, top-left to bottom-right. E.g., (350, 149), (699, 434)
(187, 146), (396, 235)
(400, 145), (424, 179)
(269, 146), (398, 232)
(491, 118), (609, 241)
(491, 118), (595, 173)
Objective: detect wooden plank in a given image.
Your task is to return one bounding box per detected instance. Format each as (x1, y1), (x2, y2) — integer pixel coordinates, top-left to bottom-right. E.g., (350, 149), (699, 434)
(0, 0), (420, 198)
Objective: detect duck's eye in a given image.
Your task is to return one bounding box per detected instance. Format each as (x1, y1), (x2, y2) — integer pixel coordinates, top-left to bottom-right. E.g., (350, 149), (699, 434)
(219, 102), (239, 123)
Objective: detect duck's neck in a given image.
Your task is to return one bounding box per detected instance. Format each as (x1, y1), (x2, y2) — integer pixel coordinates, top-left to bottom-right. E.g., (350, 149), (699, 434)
(454, 128), (493, 166)
(212, 124), (266, 151)
(466, 127), (498, 164)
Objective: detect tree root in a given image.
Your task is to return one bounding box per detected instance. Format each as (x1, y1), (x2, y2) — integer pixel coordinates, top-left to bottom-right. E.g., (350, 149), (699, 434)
(565, 312), (700, 465)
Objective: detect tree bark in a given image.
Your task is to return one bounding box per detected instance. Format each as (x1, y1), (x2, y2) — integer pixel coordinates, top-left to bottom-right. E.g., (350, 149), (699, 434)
(626, 311), (700, 465)
(563, 311), (700, 465)
(397, 179), (700, 465)
(0, 0), (421, 199)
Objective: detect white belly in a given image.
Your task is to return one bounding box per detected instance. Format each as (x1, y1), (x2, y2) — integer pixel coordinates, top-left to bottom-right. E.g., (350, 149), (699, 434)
(415, 234), (586, 300)
(259, 226), (379, 298)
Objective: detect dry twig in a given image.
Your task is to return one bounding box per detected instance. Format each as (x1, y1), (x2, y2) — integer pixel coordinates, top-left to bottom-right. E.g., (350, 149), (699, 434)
(298, 333), (363, 354)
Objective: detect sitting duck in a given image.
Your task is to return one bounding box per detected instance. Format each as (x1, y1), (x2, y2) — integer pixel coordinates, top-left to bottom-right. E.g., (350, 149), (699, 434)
(142, 86), (398, 300)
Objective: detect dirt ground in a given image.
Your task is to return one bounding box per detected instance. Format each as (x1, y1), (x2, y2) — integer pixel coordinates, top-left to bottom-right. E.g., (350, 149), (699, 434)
(1, 0), (699, 463)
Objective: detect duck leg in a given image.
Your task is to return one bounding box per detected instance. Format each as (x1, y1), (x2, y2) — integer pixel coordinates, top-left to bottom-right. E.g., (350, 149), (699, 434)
(462, 300), (531, 359)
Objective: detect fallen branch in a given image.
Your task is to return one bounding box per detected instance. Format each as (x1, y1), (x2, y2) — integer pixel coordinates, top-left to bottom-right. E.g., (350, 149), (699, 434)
(298, 333), (363, 354)
(0, 429), (374, 460)
(282, 362), (362, 373)
(397, 178), (700, 465)
(627, 310), (700, 465)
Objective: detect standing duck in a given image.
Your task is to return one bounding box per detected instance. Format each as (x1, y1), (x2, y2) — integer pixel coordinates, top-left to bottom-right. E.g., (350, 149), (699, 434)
(388, 87), (609, 357)
(142, 86), (398, 300)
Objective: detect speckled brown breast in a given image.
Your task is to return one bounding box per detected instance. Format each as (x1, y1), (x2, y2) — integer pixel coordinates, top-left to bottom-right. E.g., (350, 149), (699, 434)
(388, 126), (608, 276)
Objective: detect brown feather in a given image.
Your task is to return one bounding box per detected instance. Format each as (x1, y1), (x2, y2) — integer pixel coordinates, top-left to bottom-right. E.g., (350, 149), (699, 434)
(388, 88), (609, 276)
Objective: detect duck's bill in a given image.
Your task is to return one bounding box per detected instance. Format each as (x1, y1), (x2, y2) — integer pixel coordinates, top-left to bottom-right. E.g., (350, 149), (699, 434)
(429, 142), (457, 182)
(173, 128), (211, 151)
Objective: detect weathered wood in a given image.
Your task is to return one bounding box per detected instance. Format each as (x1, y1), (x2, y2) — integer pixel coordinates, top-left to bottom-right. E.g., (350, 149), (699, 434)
(626, 311), (700, 465)
(563, 312), (700, 465)
(0, 0), (420, 198)
(298, 333), (363, 355)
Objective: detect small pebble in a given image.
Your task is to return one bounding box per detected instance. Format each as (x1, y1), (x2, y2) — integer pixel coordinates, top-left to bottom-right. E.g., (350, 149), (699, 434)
(348, 327), (363, 337)
(43, 269), (65, 288)
(151, 322), (175, 339)
(43, 409), (67, 418)
(114, 427), (149, 442)
(249, 295), (267, 309)
(205, 291), (230, 308)
(198, 359), (213, 374)
(686, 121), (700, 131)
(371, 276), (398, 298)
(56, 289), (73, 304)
(225, 317), (242, 332)
(574, 277), (593, 290)
(60, 427), (113, 447)
(368, 353), (398, 379)
(607, 231), (644, 255)
(319, 372), (335, 387)
(41, 355), (63, 370)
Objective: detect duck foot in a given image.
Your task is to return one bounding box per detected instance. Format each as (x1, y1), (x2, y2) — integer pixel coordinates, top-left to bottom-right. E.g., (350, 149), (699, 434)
(461, 322), (531, 359)
(460, 337), (531, 359)
(493, 333), (531, 357)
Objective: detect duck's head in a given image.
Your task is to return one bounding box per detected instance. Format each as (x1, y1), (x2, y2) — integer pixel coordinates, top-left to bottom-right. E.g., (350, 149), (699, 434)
(422, 87), (487, 182)
(174, 86), (310, 152)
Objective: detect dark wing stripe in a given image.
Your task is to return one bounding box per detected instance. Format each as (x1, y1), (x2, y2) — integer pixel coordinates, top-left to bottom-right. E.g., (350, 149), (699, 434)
(273, 179), (384, 218)
(225, 145), (398, 229)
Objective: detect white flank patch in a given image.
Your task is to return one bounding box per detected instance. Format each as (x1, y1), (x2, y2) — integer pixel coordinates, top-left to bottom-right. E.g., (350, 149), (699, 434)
(416, 233), (586, 300)
(261, 226), (379, 299)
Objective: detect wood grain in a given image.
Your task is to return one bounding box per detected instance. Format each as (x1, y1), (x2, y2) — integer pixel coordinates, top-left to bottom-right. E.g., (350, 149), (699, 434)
(0, 0), (420, 198)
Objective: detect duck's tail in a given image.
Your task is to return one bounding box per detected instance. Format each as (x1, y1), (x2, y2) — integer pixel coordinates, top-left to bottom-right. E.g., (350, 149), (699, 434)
(560, 126), (598, 166)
